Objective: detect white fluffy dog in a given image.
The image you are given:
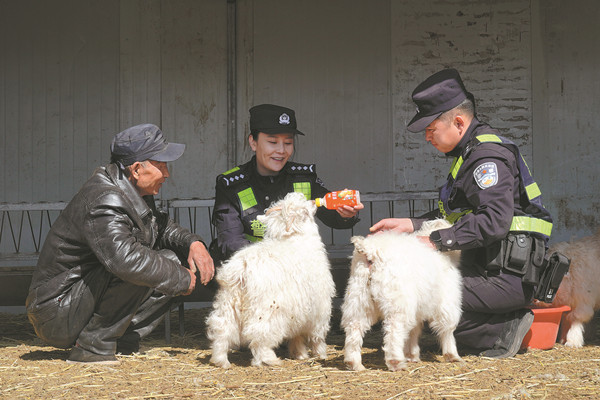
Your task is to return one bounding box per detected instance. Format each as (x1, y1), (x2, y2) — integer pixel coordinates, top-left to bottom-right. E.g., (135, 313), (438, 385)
(206, 192), (335, 368)
(341, 219), (463, 371)
(538, 229), (600, 347)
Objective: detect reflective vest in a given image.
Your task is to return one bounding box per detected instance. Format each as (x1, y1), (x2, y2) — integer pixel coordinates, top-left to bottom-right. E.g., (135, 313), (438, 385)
(219, 163), (314, 242)
(438, 133), (553, 240)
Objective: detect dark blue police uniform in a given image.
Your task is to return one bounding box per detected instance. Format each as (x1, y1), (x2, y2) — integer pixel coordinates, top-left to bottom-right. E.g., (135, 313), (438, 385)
(210, 156), (358, 263)
(406, 69), (554, 357)
(412, 118), (553, 351)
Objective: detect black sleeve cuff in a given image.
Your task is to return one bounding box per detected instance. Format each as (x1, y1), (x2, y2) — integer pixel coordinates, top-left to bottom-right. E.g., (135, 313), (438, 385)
(429, 230), (444, 251)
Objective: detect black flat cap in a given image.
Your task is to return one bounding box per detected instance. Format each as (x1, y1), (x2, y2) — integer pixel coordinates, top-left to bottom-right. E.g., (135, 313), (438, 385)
(110, 124), (185, 166)
(407, 69), (471, 132)
(250, 104), (305, 136)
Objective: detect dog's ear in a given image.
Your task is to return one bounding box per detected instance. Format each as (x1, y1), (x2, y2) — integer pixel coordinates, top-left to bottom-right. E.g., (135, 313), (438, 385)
(351, 236), (366, 253)
(352, 236), (383, 264)
(285, 216), (296, 232)
(264, 205), (282, 217)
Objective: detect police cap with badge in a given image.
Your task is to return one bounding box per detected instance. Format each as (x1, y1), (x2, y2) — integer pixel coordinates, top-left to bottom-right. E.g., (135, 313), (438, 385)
(218, 104), (313, 188)
(250, 104), (305, 136)
(407, 68), (473, 133)
(248, 104), (316, 177)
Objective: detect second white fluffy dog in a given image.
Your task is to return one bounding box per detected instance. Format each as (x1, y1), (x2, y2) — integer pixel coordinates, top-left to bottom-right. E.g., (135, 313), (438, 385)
(341, 219), (463, 371)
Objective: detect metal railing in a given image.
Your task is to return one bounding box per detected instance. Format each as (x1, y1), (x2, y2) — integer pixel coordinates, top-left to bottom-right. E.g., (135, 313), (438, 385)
(0, 191), (439, 259)
(0, 202), (68, 255)
(0, 192), (440, 330)
(166, 199), (216, 244)
(164, 191), (439, 259)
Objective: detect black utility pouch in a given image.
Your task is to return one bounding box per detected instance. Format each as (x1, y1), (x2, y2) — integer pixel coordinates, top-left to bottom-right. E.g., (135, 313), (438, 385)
(503, 234), (532, 275)
(522, 237), (546, 285)
(534, 252), (571, 303)
(485, 239), (507, 271)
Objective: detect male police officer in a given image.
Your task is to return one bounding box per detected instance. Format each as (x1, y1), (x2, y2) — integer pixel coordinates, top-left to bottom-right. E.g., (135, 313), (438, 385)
(371, 69), (553, 358)
(26, 124), (214, 365)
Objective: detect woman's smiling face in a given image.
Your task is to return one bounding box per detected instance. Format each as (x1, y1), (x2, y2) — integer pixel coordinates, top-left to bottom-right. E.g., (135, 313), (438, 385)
(249, 132), (295, 176)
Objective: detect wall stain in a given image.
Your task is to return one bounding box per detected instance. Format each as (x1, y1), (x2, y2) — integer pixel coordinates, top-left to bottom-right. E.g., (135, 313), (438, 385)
(556, 197), (600, 231)
(175, 96), (216, 138)
(425, 31), (445, 46)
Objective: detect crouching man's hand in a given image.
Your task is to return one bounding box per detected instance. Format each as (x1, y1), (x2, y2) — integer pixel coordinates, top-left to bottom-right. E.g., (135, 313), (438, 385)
(183, 268), (197, 296)
(187, 241), (215, 288)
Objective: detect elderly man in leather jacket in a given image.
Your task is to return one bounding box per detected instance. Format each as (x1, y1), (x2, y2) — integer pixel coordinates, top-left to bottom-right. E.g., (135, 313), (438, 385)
(26, 124), (214, 365)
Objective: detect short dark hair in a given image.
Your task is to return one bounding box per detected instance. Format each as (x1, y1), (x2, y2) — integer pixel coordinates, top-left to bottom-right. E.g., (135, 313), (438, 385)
(439, 98), (475, 123)
(249, 131), (298, 141)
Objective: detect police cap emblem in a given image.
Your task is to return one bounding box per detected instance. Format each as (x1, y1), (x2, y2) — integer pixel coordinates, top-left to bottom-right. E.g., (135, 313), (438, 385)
(279, 113), (290, 125)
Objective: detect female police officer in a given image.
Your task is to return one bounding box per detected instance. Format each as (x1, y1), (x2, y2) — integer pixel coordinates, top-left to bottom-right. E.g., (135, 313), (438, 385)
(210, 104), (363, 264)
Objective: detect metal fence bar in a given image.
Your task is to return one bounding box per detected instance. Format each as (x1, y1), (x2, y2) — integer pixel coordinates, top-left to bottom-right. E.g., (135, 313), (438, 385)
(0, 202), (68, 211)
(26, 211), (36, 252)
(0, 192), (440, 256)
(207, 206), (216, 240)
(0, 212), (3, 248)
(7, 212), (17, 252)
(0, 204), (68, 254)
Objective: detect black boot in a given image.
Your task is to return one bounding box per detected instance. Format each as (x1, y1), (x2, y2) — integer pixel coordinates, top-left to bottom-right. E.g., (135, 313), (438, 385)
(116, 335), (140, 355)
(480, 309), (534, 358)
(67, 344), (120, 365)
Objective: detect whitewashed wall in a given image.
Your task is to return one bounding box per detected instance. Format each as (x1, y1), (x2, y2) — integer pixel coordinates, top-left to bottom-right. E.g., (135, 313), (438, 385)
(0, 0), (120, 202)
(0, 0), (598, 243)
(119, 0), (229, 200)
(0, 0), (227, 203)
(531, 0), (600, 242)
(391, 0), (533, 192)
(238, 0), (393, 193)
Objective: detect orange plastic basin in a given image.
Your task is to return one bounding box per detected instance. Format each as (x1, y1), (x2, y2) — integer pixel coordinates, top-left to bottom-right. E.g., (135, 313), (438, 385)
(520, 305), (571, 350)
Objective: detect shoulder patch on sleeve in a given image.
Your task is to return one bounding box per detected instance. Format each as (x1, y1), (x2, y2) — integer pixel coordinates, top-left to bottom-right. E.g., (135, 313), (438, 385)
(473, 162), (498, 189)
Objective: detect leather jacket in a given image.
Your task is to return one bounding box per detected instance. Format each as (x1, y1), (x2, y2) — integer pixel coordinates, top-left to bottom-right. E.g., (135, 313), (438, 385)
(26, 163), (204, 314)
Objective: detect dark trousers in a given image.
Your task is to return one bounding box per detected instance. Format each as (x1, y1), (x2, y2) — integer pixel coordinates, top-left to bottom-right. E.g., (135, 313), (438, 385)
(455, 268), (534, 351)
(29, 267), (173, 355)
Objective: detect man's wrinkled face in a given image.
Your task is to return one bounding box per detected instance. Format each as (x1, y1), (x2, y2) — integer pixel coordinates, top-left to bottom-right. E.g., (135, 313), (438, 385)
(131, 160), (170, 196)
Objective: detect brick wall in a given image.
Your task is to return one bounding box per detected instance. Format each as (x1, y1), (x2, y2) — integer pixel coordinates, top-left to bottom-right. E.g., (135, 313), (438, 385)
(391, 0), (532, 192)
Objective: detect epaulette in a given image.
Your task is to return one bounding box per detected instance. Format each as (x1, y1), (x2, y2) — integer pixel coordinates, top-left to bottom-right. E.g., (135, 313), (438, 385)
(217, 166), (251, 187)
(469, 134), (517, 161)
(462, 138), (479, 160)
(285, 162), (316, 175)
